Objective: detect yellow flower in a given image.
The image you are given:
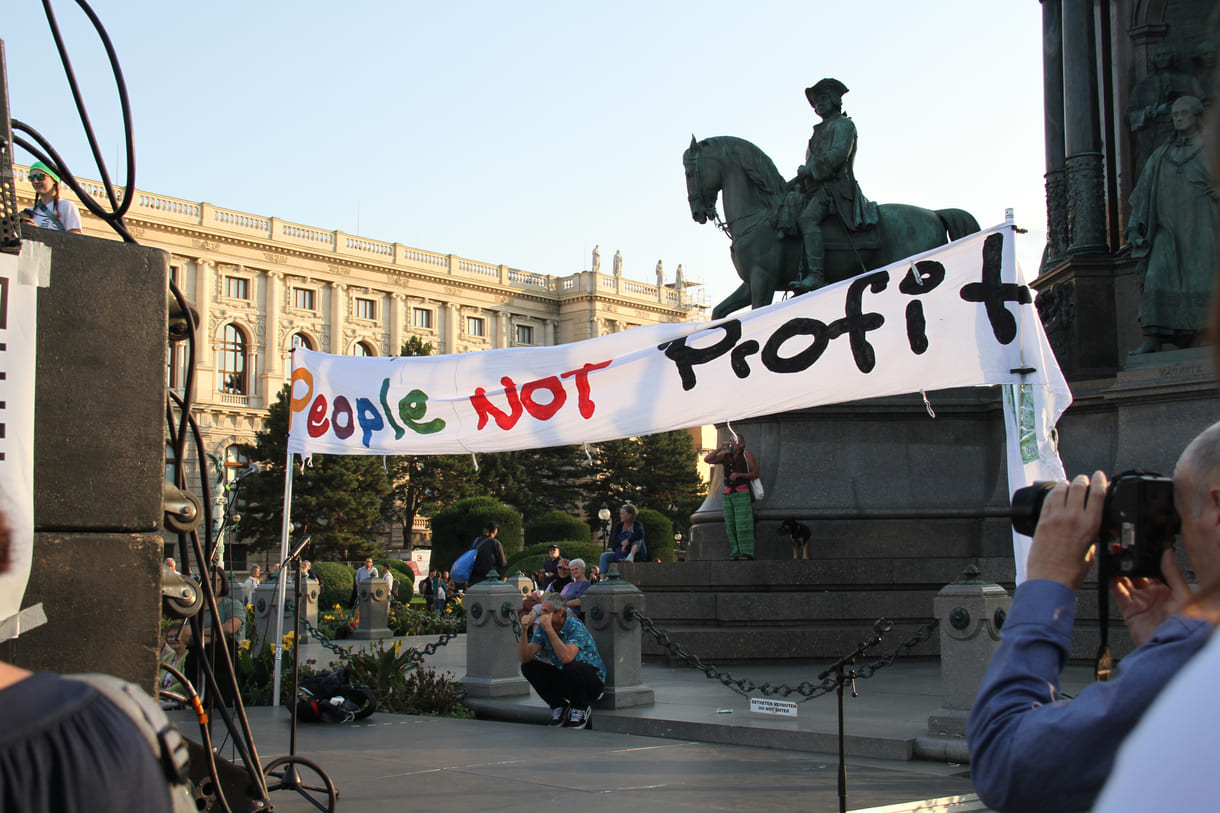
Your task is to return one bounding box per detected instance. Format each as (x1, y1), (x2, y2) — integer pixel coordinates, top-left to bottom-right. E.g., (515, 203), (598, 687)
(238, 639), (251, 652)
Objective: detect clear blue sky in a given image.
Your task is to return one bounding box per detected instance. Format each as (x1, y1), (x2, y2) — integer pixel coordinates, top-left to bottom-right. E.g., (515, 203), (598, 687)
(7, 1), (1047, 308)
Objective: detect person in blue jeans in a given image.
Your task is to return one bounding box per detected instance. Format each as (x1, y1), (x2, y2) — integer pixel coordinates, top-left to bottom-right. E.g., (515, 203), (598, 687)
(599, 503), (646, 574)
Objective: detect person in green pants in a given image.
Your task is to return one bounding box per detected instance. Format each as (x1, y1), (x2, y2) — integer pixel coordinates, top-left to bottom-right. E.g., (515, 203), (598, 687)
(705, 434), (761, 560)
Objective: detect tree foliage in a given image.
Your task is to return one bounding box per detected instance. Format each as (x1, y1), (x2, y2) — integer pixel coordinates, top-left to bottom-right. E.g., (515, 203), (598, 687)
(381, 337), (479, 549)
(583, 430), (706, 539)
(234, 387), (391, 561)
(470, 445), (591, 522)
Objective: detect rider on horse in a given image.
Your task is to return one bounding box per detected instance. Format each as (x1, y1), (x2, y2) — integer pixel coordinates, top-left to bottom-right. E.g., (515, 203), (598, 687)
(778, 78), (878, 294)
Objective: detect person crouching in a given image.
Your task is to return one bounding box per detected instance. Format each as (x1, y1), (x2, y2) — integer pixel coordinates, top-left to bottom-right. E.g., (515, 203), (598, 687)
(518, 593), (606, 728)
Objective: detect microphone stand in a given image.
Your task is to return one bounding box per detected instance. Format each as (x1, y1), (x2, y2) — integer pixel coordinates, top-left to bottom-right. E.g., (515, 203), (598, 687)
(260, 535), (338, 810)
(817, 618), (893, 813)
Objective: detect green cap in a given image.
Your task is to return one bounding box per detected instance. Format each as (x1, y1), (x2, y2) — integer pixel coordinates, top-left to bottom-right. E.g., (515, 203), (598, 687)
(30, 161), (61, 184)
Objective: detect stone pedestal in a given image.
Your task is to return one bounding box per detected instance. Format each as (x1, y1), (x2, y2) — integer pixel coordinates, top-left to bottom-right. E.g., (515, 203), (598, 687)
(460, 575), (529, 698)
(584, 576), (654, 708)
(351, 577), (392, 641)
(927, 567), (1011, 737)
(251, 579), (320, 651)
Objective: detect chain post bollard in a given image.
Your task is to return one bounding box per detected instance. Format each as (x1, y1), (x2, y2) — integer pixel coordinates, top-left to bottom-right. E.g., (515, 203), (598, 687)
(927, 565), (1010, 737)
(351, 576), (393, 640)
(459, 570), (530, 698)
(252, 579), (320, 652)
(584, 576), (655, 708)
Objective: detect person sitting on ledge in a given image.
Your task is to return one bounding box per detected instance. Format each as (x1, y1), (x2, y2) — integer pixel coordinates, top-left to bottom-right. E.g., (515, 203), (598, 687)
(518, 593), (605, 729)
(599, 503), (647, 573)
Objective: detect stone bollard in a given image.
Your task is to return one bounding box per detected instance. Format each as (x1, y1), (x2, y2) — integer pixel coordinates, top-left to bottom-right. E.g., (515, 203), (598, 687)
(927, 565), (1011, 737)
(351, 577), (392, 640)
(460, 572), (530, 698)
(584, 571), (654, 708)
(251, 578), (320, 651)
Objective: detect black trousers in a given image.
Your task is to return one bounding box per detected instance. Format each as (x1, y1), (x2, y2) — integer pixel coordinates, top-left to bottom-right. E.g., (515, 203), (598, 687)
(521, 660), (604, 708)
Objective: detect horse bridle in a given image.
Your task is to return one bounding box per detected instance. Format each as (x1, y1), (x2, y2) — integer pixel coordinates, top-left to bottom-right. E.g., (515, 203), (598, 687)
(686, 141), (732, 237)
(686, 140), (768, 240)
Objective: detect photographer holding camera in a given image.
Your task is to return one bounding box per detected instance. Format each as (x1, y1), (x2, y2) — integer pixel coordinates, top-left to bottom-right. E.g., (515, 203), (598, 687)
(967, 422), (1220, 813)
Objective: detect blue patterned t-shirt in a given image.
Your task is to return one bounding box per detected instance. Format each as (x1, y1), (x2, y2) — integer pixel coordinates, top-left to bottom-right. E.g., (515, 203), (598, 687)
(530, 616), (606, 682)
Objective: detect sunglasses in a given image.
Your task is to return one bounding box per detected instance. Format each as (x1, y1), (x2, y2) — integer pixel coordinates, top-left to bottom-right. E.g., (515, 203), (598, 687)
(29, 172), (47, 182)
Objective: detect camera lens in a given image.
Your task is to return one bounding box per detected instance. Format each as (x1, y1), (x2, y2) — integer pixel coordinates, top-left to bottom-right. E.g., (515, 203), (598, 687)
(1011, 481), (1057, 536)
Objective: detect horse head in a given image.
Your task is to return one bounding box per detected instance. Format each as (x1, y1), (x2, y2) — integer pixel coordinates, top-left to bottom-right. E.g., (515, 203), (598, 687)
(683, 135), (720, 225)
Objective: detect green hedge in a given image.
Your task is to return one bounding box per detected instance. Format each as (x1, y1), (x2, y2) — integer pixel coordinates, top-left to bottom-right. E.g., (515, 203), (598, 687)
(636, 508), (675, 562)
(430, 497), (522, 573)
(524, 510), (590, 546)
(504, 540), (604, 579)
(312, 562), (354, 609)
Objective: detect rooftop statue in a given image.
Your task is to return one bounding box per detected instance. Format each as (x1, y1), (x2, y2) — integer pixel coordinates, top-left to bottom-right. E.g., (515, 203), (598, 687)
(685, 79), (979, 319)
(1124, 95), (1217, 354)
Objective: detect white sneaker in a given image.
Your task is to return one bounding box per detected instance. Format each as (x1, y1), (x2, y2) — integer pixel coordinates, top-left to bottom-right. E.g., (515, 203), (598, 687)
(625, 553), (634, 563)
(564, 705), (591, 729)
(548, 705), (569, 726)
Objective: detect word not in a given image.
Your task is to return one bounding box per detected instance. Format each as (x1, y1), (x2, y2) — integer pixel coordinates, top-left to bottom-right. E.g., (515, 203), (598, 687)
(291, 369), (445, 448)
(471, 360), (612, 431)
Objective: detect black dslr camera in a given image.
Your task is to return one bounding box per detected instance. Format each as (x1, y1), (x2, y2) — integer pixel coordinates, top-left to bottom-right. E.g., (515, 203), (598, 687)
(1011, 472), (1179, 579)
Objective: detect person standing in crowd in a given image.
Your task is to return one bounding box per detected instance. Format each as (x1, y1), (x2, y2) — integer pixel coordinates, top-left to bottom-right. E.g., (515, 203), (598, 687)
(518, 593), (606, 729)
(704, 434), (761, 560)
(242, 564), (261, 605)
(467, 521), (507, 587)
(21, 161), (82, 233)
(599, 504), (647, 573)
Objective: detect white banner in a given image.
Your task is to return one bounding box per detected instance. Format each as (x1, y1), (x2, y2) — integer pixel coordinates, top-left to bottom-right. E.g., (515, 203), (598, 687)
(289, 225), (1068, 466)
(0, 242), (49, 638)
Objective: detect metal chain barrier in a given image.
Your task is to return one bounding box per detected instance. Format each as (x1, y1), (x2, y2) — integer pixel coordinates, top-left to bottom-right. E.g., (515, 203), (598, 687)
(301, 613), (465, 665)
(628, 607), (939, 702)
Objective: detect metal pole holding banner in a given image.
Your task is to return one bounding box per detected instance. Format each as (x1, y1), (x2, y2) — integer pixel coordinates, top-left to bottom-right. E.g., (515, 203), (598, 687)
(271, 446), (296, 709)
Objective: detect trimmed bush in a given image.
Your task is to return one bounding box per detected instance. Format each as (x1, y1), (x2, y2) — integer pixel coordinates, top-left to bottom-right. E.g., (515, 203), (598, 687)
(312, 562), (354, 609)
(524, 510), (590, 546)
(636, 508), (675, 562)
(430, 496), (522, 573)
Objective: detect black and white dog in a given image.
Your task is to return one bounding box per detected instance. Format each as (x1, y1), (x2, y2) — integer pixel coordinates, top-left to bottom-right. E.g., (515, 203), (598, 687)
(777, 519), (811, 559)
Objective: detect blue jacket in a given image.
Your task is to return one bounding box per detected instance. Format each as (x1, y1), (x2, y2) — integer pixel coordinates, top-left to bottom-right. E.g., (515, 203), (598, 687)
(967, 579), (1211, 813)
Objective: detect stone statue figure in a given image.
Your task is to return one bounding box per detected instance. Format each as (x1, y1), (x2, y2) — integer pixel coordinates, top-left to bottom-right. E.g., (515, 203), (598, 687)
(592, 244), (601, 274)
(1125, 96), (1217, 354)
(1126, 44), (1202, 179)
(777, 78), (878, 294)
(613, 249), (622, 276)
(656, 260), (664, 286)
(685, 133), (978, 318)
(676, 264), (685, 288)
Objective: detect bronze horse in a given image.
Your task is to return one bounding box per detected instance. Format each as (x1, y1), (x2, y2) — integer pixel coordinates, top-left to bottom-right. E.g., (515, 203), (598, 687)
(684, 136), (980, 319)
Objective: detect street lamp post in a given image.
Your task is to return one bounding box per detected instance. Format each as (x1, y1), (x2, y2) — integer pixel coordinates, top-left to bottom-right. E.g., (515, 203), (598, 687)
(598, 505), (612, 551)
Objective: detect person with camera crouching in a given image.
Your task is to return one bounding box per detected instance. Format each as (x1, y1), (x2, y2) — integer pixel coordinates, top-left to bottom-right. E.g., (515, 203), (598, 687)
(518, 593), (606, 729)
(966, 421), (1220, 813)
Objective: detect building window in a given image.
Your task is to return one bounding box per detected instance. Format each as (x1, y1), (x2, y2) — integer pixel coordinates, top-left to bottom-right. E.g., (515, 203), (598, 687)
(515, 324), (534, 345)
(355, 297), (376, 320)
(225, 276), (250, 300)
(351, 341), (375, 357)
(224, 446), (250, 485)
(217, 324), (248, 394)
(293, 287), (316, 311)
(466, 316), (485, 337)
(285, 332), (313, 378)
(412, 307), (433, 329)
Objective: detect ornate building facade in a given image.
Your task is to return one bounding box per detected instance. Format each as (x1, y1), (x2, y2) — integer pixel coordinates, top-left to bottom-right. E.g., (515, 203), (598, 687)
(17, 165), (706, 562)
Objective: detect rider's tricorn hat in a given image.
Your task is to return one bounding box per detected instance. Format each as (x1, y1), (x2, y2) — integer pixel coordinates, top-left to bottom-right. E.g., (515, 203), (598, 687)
(805, 78), (849, 106)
